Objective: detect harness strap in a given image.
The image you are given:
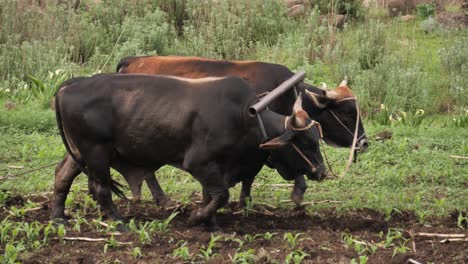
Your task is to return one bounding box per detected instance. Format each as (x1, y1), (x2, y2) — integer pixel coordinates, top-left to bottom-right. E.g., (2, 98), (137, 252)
(256, 113), (268, 141)
(291, 143), (318, 173)
(328, 108), (366, 142)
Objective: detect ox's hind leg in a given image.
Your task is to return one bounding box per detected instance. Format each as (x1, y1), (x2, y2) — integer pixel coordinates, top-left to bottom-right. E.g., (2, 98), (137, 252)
(188, 162), (229, 231)
(51, 154), (81, 220)
(82, 144), (122, 221)
(145, 175), (173, 208)
(112, 160), (171, 207)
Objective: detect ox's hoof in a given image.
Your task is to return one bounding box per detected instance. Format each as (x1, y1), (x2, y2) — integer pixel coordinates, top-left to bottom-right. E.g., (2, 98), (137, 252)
(160, 199), (179, 210)
(188, 208), (206, 227)
(291, 191), (304, 207)
(204, 223), (221, 232)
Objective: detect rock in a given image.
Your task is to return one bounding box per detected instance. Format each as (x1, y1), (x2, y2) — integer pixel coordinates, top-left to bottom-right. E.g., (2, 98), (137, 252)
(437, 12), (468, 27)
(4, 100), (17, 111)
(400, 14), (415, 21)
(320, 14), (347, 30)
(285, 0), (305, 8)
(287, 4), (305, 18)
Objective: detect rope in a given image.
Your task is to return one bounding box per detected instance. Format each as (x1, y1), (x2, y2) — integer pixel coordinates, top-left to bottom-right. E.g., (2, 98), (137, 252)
(0, 161), (59, 181)
(341, 99), (360, 177)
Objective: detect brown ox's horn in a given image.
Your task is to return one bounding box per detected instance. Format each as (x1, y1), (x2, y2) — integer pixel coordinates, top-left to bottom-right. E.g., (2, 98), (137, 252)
(293, 93), (307, 127)
(293, 92), (303, 112)
(305, 90), (326, 108)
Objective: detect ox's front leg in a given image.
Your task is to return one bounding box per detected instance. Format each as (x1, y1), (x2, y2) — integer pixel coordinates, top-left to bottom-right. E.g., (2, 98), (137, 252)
(291, 175), (307, 206)
(51, 154), (81, 220)
(188, 163), (228, 231)
(239, 175), (254, 208)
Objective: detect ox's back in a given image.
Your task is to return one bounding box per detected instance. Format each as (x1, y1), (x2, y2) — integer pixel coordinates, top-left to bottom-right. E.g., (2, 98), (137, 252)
(117, 56), (294, 94)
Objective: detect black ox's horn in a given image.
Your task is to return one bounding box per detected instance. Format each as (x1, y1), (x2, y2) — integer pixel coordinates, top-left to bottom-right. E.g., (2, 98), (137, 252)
(248, 70), (305, 116)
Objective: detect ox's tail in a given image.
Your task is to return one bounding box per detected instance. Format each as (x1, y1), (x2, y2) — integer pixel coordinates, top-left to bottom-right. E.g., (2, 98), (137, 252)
(55, 84), (126, 199)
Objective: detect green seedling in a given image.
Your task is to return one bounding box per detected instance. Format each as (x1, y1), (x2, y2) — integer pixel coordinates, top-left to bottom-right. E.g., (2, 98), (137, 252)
(20, 221), (42, 249)
(172, 241), (191, 261)
(197, 234), (221, 261)
(43, 221), (56, 244)
(263, 232), (276, 240)
(1, 242), (25, 264)
(0, 218), (13, 244)
(350, 255), (369, 264)
(244, 234), (261, 243)
(285, 250), (309, 264)
(104, 235), (119, 253)
(132, 247), (143, 259)
(243, 197), (255, 217)
(225, 236), (244, 248)
(57, 224), (66, 242)
(147, 212), (179, 233)
(128, 219), (152, 245)
(283, 232), (304, 250)
(9, 206), (25, 218)
(231, 248), (256, 264)
(72, 218), (88, 233)
(457, 212), (467, 229)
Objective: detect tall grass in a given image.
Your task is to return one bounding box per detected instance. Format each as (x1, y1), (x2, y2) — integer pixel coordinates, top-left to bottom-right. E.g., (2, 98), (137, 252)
(0, 1), (466, 115)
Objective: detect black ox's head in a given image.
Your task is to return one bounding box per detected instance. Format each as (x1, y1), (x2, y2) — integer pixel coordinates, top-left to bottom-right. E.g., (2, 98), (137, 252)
(302, 79), (369, 151)
(259, 96), (326, 181)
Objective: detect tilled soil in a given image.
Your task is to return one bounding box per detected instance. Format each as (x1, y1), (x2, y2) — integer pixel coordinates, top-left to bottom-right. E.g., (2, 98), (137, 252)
(1, 194), (467, 264)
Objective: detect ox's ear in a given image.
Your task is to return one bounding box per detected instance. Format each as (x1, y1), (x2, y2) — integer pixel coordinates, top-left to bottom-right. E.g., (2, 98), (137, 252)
(259, 130), (294, 150)
(305, 90), (334, 109)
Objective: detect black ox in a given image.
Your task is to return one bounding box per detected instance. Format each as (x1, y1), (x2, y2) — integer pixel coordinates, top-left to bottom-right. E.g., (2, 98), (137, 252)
(53, 74), (325, 229)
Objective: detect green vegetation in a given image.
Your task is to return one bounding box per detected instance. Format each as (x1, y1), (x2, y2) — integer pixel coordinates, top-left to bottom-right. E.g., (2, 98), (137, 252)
(0, 0), (466, 263)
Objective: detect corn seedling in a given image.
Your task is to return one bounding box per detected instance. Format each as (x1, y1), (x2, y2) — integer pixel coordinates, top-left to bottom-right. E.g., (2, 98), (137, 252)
(147, 212), (179, 233)
(285, 250), (309, 264)
(57, 224), (66, 242)
(244, 234), (261, 243)
(263, 232), (276, 240)
(231, 248), (256, 264)
(350, 255), (369, 264)
(104, 235), (119, 254)
(20, 221), (42, 249)
(172, 241), (191, 261)
(197, 234), (221, 261)
(283, 233), (304, 250)
(9, 206), (25, 218)
(0, 218), (13, 244)
(1, 242), (25, 264)
(43, 222), (56, 244)
(243, 197), (255, 217)
(225, 236), (244, 248)
(457, 212), (467, 229)
(127, 219), (152, 245)
(132, 247), (143, 259)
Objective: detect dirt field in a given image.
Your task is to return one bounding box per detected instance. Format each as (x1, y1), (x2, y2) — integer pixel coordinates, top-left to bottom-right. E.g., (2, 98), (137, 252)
(2, 193), (466, 264)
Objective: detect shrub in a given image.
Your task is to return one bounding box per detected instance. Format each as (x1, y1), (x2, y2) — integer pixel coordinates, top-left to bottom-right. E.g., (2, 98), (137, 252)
(356, 21), (386, 70)
(439, 36), (468, 107)
(416, 3), (436, 19)
(420, 16), (440, 34)
(312, 0), (366, 20)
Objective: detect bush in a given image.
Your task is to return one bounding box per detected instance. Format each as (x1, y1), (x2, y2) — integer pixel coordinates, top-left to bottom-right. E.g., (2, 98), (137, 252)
(313, 0), (365, 20)
(356, 21), (386, 70)
(420, 17), (440, 34)
(416, 3), (436, 19)
(439, 36), (468, 107)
